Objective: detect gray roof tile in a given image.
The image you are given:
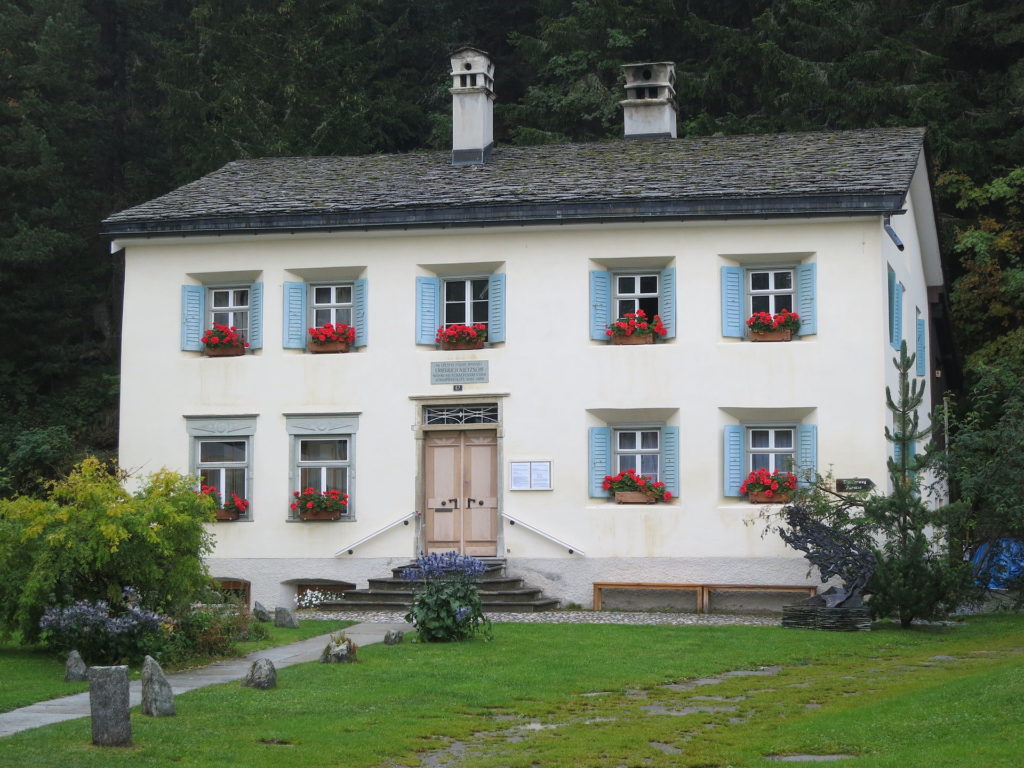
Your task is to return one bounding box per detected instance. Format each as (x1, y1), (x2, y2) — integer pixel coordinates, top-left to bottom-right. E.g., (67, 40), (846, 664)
(102, 127), (924, 235)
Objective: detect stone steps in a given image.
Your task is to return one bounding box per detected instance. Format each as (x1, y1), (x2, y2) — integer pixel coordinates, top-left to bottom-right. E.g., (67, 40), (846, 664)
(325, 558), (560, 613)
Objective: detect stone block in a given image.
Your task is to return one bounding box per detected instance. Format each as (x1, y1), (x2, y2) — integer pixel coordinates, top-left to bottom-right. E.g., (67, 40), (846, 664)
(88, 665), (131, 746)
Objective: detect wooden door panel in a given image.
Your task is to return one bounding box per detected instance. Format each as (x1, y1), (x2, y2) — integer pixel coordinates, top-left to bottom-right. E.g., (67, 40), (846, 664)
(463, 431), (498, 556)
(424, 429), (498, 555)
(425, 432), (464, 553)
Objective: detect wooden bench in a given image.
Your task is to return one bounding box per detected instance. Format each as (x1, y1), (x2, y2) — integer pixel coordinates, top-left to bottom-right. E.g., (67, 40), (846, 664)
(592, 582), (817, 613)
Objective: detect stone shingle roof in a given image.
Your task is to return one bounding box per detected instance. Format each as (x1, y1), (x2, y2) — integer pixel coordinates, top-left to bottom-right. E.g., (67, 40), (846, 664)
(102, 127), (924, 236)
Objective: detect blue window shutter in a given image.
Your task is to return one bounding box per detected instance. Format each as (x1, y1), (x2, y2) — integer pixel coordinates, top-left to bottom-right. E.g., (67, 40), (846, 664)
(893, 440), (902, 464)
(659, 267), (676, 339)
(416, 276), (441, 345)
(487, 273), (506, 343)
(893, 283), (904, 350)
(721, 266), (744, 338)
(888, 269), (899, 350)
(353, 278), (368, 347)
(282, 282), (307, 349)
(590, 271), (612, 340)
(723, 425), (744, 496)
(795, 263), (817, 336)
(916, 317), (926, 375)
(661, 426), (680, 497)
(181, 285), (205, 351)
(589, 427), (612, 498)
(248, 282), (264, 349)
(796, 424), (818, 483)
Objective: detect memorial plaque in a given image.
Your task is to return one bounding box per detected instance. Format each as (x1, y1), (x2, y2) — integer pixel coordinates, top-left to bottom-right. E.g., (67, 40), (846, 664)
(836, 477), (874, 492)
(430, 360), (489, 385)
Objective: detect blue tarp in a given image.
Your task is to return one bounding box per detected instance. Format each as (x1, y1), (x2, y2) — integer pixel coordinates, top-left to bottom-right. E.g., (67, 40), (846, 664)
(970, 539), (1024, 590)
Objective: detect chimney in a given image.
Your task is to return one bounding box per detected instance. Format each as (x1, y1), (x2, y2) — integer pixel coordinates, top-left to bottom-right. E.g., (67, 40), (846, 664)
(450, 47), (495, 165)
(620, 62), (677, 139)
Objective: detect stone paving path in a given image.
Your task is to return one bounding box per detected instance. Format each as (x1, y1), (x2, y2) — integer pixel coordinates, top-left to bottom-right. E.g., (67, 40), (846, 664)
(0, 621), (412, 739)
(303, 609), (781, 627)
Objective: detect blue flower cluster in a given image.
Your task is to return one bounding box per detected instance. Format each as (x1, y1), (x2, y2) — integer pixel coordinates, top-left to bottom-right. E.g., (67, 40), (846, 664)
(400, 551), (487, 583)
(39, 597), (165, 664)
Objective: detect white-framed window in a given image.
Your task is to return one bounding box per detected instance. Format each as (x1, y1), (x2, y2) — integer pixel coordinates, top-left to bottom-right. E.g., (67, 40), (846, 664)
(748, 268), (794, 315)
(197, 439), (249, 512)
(748, 427), (795, 473)
(311, 283), (353, 328)
(297, 437), (350, 495)
(286, 414), (359, 520)
(210, 287), (250, 340)
(614, 273), (660, 319)
(588, 422), (679, 498)
(416, 273), (506, 344)
(614, 428), (661, 482)
(589, 267), (676, 339)
(186, 416), (257, 519)
(443, 277), (490, 327)
(723, 421), (817, 497)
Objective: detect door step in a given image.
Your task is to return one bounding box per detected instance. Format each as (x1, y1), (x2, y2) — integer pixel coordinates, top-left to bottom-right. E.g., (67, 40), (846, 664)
(321, 559), (560, 613)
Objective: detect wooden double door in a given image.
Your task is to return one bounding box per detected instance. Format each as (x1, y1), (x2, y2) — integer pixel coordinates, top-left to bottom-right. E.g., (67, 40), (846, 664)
(424, 430), (498, 556)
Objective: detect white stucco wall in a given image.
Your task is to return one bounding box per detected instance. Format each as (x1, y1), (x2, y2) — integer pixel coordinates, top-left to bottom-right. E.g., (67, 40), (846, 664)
(116, 181), (938, 607)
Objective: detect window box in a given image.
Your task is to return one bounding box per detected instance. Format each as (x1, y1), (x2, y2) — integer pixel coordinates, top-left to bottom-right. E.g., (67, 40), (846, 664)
(308, 340), (351, 354)
(614, 490), (657, 504)
(215, 507), (241, 521)
(610, 332), (655, 345)
(298, 508), (343, 521)
(747, 490), (792, 504)
(747, 328), (792, 342)
(204, 344), (246, 357)
(441, 339), (485, 350)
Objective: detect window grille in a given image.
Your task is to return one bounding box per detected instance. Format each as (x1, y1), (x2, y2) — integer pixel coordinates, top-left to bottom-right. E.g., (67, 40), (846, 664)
(424, 405), (498, 425)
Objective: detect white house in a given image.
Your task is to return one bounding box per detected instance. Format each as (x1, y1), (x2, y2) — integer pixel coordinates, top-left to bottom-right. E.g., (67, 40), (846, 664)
(103, 50), (943, 611)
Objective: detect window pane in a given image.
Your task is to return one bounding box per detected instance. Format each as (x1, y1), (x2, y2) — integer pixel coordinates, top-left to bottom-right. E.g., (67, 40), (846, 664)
(471, 279), (489, 300)
(471, 302), (488, 323)
(640, 454), (659, 478)
(640, 431), (659, 449)
(314, 308), (332, 326)
(301, 439), (347, 462)
(618, 432), (637, 450)
(773, 272), (792, 290)
(774, 430), (794, 449)
(325, 468), (348, 493)
(212, 290), (230, 308)
(445, 281), (466, 301)
(639, 275), (658, 294)
(751, 454), (770, 471)
(618, 455), (637, 473)
(314, 286), (332, 304)
(200, 468), (221, 493)
(774, 295), (793, 313)
(750, 430), (770, 449)
(200, 440), (246, 463)
(300, 467), (323, 490)
(336, 286), (352, 304)
(776, 453), (795, 472)
(617, 276), (636, 294)
(336, 307), (353, 326)
(751, 296), (770, 314)
(750, 272), (770, 291)
(617, 299), (637, 316)
(233, 289), (248, 307)
(445, 304), (466, 324)
(224, 468), (246, 499)
(638, 296), (659, 318)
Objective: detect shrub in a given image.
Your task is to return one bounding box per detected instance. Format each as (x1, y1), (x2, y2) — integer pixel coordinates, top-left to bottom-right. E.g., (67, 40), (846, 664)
(162, 602), (267, 664)
(39, 595), (166, 665)
(402, 552), (492, 642)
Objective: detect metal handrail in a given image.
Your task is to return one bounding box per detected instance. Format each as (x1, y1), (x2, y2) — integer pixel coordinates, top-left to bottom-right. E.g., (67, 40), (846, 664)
(501, 512), (585, 555)
(334, 513), (416, 556)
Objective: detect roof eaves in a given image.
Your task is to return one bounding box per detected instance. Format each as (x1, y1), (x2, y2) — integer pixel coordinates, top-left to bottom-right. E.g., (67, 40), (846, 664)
(101, 193), (907, 238)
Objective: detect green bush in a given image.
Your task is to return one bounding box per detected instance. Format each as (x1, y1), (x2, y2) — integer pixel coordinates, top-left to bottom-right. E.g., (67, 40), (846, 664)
(402, 552), (491, 642)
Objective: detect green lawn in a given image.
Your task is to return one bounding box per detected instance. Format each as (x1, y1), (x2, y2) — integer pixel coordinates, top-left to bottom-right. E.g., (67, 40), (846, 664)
(0, 620), (352, 714)
(1, 615), (1021, 767)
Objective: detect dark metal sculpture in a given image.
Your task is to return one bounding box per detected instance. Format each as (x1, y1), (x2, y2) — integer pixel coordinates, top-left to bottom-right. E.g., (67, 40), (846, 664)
(778, 505), (876, 609)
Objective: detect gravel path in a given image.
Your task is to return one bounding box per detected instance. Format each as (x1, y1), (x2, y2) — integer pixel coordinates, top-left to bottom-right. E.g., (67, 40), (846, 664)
(300, 609), (780, 627)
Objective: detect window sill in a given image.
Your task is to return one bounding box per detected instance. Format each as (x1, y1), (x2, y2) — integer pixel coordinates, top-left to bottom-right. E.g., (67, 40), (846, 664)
(286, 516), (355, 523)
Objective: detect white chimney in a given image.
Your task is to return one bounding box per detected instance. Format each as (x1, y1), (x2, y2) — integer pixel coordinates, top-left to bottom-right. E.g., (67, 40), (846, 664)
(450, 47), (495, 165)
(620, 62), (677, 139)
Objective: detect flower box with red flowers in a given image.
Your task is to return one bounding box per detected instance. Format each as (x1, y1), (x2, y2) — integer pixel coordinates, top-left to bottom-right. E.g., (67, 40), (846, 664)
(199, 485), (250, 520)
(739, 468), (797, 503)
(201, 323), (249, 356)
(602, 468), (672, 503)
(291, 487), (349, 520)
(435, 323), (487, 350)
(307, 323), (356, 354)
(745, 309), (801, 342)
(605, 310), (667, 345)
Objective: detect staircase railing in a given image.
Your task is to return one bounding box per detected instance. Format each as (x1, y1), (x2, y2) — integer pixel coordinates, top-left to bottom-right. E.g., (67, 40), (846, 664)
(501, 512), (585, 555)
(334, 513), (416, 556)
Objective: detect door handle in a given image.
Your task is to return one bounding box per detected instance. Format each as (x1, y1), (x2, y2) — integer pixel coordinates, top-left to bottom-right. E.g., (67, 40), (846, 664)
(448, 498), (459, 509)
(467, 498), (484, 507)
